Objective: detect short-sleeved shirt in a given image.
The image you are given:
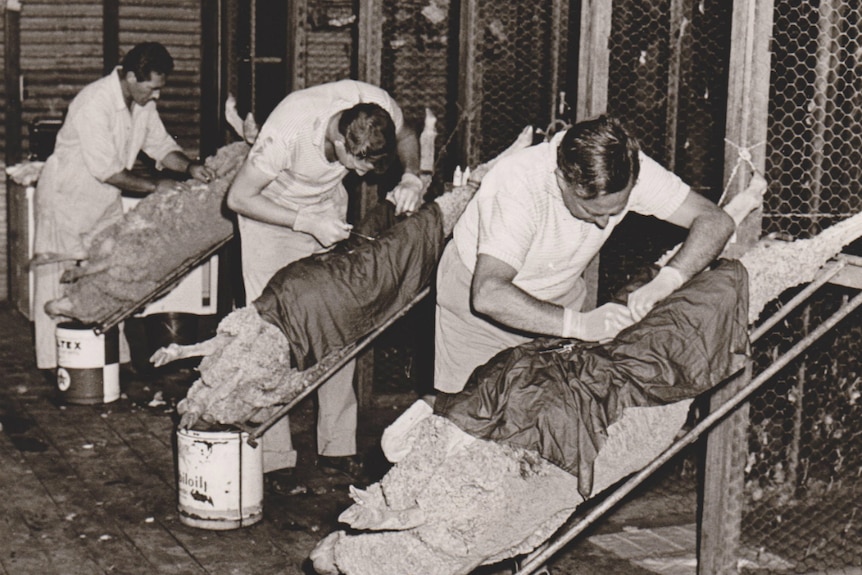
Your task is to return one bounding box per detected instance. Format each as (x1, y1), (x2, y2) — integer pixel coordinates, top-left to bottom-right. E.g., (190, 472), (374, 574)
(247, 79), (404, 213)
(451, 133), (690, 303)
(34, 68), (182, 255)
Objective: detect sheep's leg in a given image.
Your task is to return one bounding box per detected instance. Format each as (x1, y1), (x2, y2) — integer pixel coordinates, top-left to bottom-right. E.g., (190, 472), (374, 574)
(44, 296), (76, 319)
(149, 334), (232, 367)
(338, 486), (426, 531)
(29, 250), (89, 268)
(60, 259), (111, 283)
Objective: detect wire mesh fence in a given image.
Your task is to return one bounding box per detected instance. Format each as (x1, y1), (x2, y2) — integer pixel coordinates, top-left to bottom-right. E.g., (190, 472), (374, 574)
(371, 1), (862, 569)
(599, 1), (862, 572)
(740, 1), (862, 571)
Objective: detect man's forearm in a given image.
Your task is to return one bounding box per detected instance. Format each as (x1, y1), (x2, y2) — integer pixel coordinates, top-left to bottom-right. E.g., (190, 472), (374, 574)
(471, 276), (564, 336)
(667, 210), (735, 278)
(161, 150), (193, 174)
(103, 169), (158, 194)
(396, 127), (420, 175)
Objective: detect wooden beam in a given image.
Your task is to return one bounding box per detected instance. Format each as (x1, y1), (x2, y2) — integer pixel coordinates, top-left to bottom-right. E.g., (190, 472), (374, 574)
(457, 0), (479, 166)
(199, 0), (221, 157)
(287, 0), (308, 91)
(575, 0), (612, 122)
(700, 2), (774, 574)
(356, 0), (382, 86)
(4, 1), (22, 166)
(664, 0), (693, 172)
(103, 0), (120, 74)
(576, 0), (612, 311)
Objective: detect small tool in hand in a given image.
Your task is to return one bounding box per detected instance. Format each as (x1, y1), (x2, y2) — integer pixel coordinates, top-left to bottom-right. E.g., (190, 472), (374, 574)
(350, 230), (376, 241)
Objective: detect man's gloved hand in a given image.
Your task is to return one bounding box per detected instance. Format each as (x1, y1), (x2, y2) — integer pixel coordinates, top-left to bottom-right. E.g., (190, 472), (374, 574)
(627, 265), (685, 321)
(187, 160), (216, 183)
(562, 303), (634, 342)
(386, 172), (424, 215)
(293, 205), (352, 247)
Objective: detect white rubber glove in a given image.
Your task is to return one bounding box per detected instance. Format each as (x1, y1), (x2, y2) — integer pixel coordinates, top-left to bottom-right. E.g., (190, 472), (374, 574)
(386, 172), (423, 215)
(293, 205), (352, 247)
(627, 266), (686, 322)
(562, 303), (634, 342)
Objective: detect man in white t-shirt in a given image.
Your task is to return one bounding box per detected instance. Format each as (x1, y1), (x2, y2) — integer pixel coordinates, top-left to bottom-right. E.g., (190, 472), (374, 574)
(226, 80), (422, 484)
(434, 115), (735, 394)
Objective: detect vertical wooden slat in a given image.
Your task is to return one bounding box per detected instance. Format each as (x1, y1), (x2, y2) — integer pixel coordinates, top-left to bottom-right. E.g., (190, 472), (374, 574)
(4, 2), (22, 166)
(354, 0), (385, 410)
(356, 0), (381, 86)
(576, 0), (613, 312)
(457, 0), (479, 166)
(575, 0), (611, 123)
(103, 0), (119, 73)
(664, 0), (692, 173)
(700, 2), (774, 574)
(287, 0), (308, 91)
(200, 0), (220, 157)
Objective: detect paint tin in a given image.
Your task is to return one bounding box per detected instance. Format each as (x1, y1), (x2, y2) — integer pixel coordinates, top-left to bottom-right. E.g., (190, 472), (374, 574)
(56, 322), (120, 404)
(176, 428), (263, 530)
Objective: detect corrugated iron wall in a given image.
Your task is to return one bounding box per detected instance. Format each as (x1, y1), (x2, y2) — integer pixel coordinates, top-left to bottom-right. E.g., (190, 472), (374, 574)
(19, 1), (103, 151)
(16, 0), (202, 157)
(119, 0), (202, 153)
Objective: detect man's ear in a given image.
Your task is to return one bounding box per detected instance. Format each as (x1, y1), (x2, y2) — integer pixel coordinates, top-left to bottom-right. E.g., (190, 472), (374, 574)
(124, 71), (138, 84)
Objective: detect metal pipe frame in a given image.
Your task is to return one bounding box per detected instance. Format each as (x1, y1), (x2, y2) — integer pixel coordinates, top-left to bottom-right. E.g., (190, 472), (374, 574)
(94, 235), (233, 334)
(515, 267), (862, 575)
(244, 286), (431, 446)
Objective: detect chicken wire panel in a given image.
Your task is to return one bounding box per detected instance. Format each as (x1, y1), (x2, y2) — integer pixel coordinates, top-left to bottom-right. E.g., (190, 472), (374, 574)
(460, 0), (569, 166)
(744, 289), (862, 573)
(379, 0), (457, 181)
(765, 1), (862, 241)
(598, 0), (732, 300)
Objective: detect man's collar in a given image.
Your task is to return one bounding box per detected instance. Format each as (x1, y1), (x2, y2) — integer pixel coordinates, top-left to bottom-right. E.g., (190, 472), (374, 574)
(109, 67), (130, 111)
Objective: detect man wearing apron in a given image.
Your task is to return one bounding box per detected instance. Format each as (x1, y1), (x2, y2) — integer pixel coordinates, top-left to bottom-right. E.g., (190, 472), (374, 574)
(434, 115), (736, 395)
(226, 80), (422, 483)
(33, 42), (215, 373)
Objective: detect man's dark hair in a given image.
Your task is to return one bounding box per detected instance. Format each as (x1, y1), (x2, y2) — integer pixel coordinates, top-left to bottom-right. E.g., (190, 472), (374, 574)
(556, 115), (641, 199)
(121, 42), (175, 81)
(338, 103), (397, 174)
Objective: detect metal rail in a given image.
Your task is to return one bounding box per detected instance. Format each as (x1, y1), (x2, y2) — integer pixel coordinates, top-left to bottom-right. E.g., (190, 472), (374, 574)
(515, 262), (862, 575)
(243, 286), (431, 446)
(93, 234), (233, 334)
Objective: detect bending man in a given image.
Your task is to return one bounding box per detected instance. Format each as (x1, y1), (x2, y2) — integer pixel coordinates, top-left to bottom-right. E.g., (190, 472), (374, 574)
(434, 115), (735, 394)
(226, 79), (421, 483)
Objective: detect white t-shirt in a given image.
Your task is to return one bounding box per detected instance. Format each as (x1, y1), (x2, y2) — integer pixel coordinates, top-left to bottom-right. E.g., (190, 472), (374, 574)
(452, 133), (690, 303)
(248, 79), (404, 212)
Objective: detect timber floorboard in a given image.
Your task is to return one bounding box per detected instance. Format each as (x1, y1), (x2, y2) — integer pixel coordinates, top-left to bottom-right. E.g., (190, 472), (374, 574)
(0, 304), (386, 575)
(0, 303), (681, 575)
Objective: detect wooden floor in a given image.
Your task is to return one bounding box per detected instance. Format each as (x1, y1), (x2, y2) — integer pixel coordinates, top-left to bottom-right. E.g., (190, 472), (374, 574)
(0, 304), (687, 575)
(0, 304), (409, 575)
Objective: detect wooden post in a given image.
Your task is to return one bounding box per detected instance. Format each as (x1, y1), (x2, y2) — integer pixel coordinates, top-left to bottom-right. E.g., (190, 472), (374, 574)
(199, 0), (221, 158)
(457, 0), (479, 166)
(287, 0), (308, 92)
(4, 0), (22, 166)
(664, 0), (693, 173)
(103, 0), (120, 74)
(354, 0), (385, 410)
(699, 2), (773, 574)
(575, 0), (612, 311)
(356, 0), (382, 87)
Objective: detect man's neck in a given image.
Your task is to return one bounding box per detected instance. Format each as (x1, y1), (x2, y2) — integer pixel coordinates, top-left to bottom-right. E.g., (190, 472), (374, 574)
(118, 70), (134, 110)
(324, 113), (343, 162)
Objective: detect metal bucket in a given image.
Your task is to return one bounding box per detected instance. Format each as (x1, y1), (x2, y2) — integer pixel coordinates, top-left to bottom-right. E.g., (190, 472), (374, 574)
(56, 322), (120, 405)
(176, 428), (263, 530)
